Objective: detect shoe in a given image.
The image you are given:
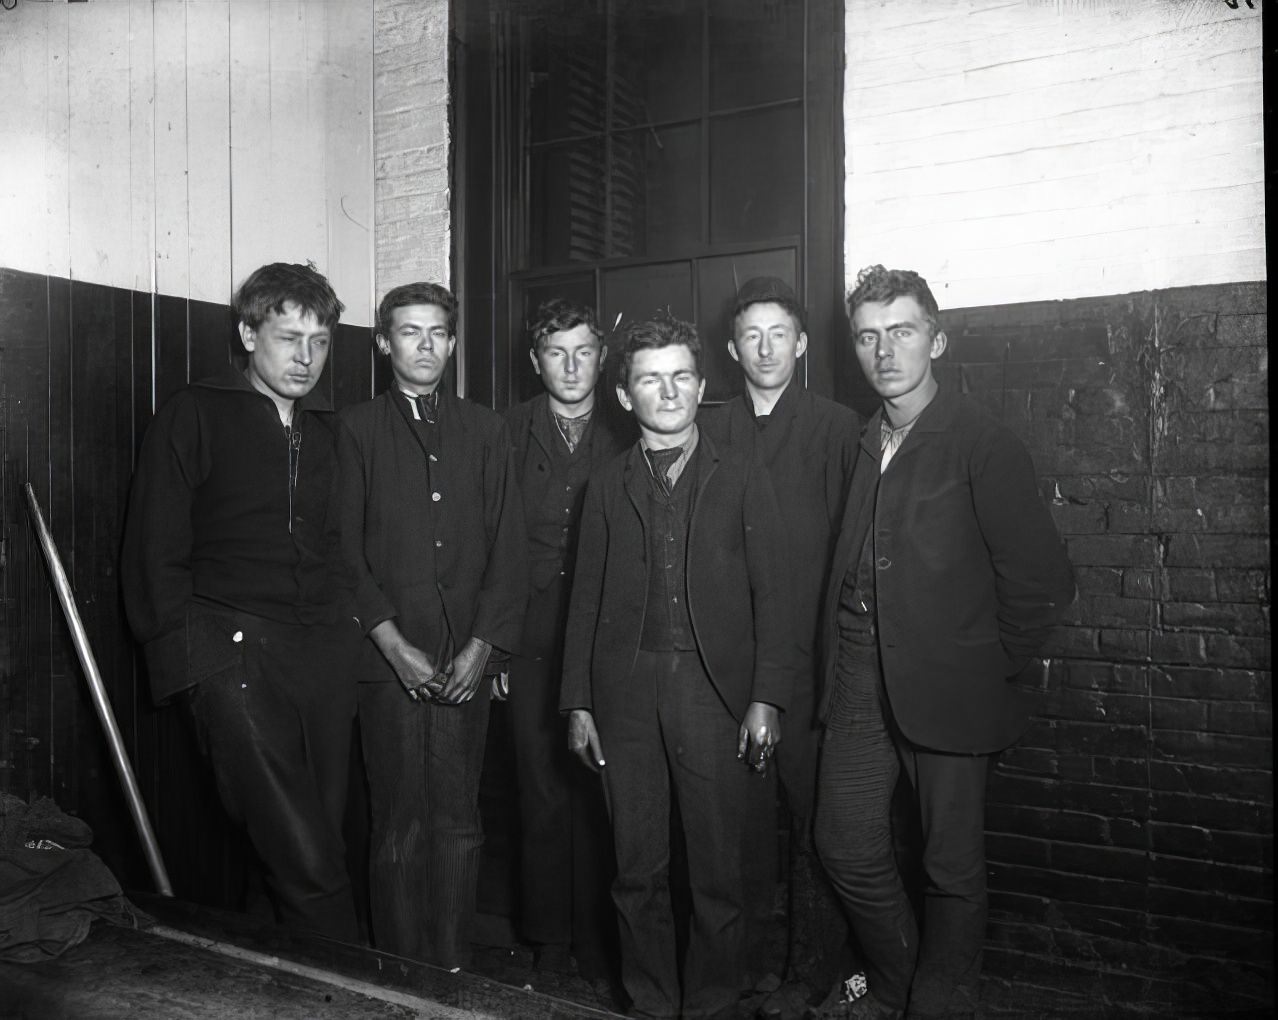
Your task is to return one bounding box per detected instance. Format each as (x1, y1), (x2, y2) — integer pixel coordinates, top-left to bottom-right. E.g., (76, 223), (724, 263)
(806, 975), (900, 1020)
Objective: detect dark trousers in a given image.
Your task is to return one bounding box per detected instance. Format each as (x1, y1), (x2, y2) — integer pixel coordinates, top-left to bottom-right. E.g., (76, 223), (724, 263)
(814, 620), (989, 1018)
(508, 650), (616, 971)
(599, 650), (751, 1019)
(358, 679), (490, 968)
(182, 612), (358, 941)
(742, 669), (848, 991)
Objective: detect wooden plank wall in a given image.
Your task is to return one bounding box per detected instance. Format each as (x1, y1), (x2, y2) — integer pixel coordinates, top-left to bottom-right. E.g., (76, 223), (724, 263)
(0, 0), (376, 906)
(842, 0), (1265, 309)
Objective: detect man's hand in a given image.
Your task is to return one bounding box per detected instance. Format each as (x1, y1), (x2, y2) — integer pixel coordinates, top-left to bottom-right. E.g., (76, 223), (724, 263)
(437, 637), (492, 705)
(568, 709), (605, 772)
(370, 620), (445, 701)
(738, 701), (781, 774)
(369, 621), (443, 701)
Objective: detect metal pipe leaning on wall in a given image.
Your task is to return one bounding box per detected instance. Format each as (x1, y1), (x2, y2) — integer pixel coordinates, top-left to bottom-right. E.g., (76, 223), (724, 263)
(23, 482), (173, 897)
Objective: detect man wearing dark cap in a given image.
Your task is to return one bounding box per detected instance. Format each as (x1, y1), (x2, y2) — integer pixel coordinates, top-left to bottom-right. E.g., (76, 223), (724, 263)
(561, 314), (798, 1020)
(123, 261), (360, 941)
(814, 266), (1074, 1020)
(504, 298), (629, 980)
(701, 276), (860, 1018)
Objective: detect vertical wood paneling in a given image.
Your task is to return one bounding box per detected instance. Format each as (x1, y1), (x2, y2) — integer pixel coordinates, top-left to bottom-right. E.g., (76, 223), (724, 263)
(41, 8), (72, 280)
(151, 3), (192, 309)
(67, 5), (133, 289)
(227, 4), (275, 295)
(127, 0), (157, 302)
(186, 1), (234, 307)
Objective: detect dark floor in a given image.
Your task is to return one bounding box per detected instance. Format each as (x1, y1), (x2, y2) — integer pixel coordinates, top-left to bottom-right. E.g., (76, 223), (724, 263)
(1, 894), (1270, 1020)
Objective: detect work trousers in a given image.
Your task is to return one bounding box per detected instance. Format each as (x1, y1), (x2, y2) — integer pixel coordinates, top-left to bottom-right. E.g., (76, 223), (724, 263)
(741, 666), (848, 991)
(599, 649), (752, 1019)
(182, 610), (359, 941)
(814, 619), (989, 1019)
(508, 650), (616, 973)
(358, 679), (490, 969)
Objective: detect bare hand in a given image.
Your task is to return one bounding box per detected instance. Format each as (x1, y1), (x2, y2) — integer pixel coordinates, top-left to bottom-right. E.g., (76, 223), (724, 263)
(737, 701), (781, 774)
(437, 637), (492, 705)
(491, 672), (510, 701)
(568, 709), (605, 772)
(370, 620), (443, 701)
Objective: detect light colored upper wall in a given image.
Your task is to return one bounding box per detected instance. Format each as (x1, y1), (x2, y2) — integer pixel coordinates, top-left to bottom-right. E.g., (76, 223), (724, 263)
(844, 0), (1264, 310)
(373, 0), (451, 303)
(0, 0), (375, 325)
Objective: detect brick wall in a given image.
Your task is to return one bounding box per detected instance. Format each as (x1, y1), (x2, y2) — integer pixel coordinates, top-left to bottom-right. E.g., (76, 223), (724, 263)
(374, 0), (451, 298)
(939, 282), (1271, 1009)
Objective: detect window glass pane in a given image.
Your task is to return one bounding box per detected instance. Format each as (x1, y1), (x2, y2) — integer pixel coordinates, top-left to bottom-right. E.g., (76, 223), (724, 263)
(611, 2), (703, 128)
(526, 12), (606, 145)
(601, 262), (694, 340)
(709, 106), (803, 245)
(608, 124), (702, 259)
(528, 138), (607, 266)
(708, 0), (804, 110)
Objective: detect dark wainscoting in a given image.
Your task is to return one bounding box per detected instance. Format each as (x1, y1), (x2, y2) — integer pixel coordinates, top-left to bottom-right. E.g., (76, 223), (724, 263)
(0, 265), (377, 910)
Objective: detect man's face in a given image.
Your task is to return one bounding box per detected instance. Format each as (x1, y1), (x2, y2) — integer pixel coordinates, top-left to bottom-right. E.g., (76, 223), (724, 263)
(852, 295), (946, 402)
(616, 344), (705, 438)
(530, 323), (606, 409)
(240, 302), (331, 406)
(729, 301), (808, 395)
(378, 303), (456, 394)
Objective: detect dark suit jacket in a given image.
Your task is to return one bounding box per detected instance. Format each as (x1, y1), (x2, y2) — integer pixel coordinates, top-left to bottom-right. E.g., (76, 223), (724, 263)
(820, 387), (1075, 753)
(701, 384), (859, 685)
(560, 429), (799, 725)
(506, 393), (631, 658)
(337, 388), (528, 682)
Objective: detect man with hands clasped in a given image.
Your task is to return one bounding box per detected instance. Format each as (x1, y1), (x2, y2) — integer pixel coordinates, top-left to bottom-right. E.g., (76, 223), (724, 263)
(338, 282), (528, 970)
(560, 315), (798, 1020)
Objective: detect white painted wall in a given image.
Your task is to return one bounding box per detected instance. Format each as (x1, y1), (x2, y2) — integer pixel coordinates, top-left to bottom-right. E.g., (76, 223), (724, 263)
(844, 0), (1265, 310)
(0, 0), (375, 326)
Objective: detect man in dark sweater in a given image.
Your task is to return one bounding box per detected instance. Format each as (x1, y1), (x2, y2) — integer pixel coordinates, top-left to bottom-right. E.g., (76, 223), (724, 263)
(814, 266), (1075, 1020)
(504, 299), (629, 980)
(337, 282), (527, 970)
(702, 277), (860, 1018)
(123, 261), (359, 940)
(561, 315), (798, 1020)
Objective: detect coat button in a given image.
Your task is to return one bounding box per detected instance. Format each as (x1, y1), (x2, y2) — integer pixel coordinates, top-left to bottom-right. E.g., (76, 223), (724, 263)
(432, 492), (442, 502)
(876, 557), (891, 569)
(435, 540), (443, 548)
(429, 454), (438, 462)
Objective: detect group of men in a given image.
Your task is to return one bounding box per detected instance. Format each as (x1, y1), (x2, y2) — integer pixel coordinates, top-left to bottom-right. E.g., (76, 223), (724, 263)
(123, 259), (1074, 1020)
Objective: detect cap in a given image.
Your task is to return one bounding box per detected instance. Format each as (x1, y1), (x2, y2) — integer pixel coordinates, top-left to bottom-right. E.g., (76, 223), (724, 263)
(733, 276), (798, 309)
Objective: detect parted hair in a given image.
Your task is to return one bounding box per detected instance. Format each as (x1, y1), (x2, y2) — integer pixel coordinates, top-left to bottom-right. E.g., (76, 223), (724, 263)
(233, 262), (344, 331)
(618, 314), (703, 389)
(377, 282), (457, 338)
(528, 298), (604, 351)
(846, 265), (940, 333)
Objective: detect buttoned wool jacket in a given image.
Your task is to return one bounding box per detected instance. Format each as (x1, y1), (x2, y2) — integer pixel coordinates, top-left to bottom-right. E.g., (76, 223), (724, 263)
(337, 388), (528, 681)
(820, 387), (1076, 754)
(506, 393), (631, 658)
(560, 430), (800, 725)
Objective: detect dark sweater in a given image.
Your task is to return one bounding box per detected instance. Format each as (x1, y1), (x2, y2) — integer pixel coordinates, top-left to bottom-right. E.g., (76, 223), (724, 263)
(122, 370), (351, 704)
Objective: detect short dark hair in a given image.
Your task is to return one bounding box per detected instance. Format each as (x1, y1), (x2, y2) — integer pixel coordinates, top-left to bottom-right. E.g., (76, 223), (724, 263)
(846, 265), (940, 333)
(233, 262), (344, 331)
(378, 282), (457, 338)
(618, 315), (702, 389)
(731, 276), (806, 334)
(528, 298), (604, 351)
